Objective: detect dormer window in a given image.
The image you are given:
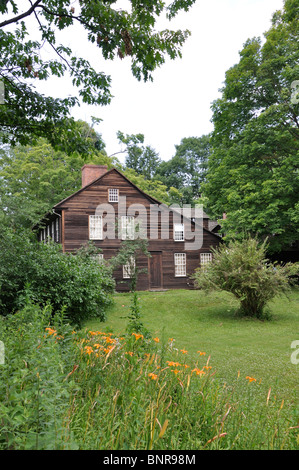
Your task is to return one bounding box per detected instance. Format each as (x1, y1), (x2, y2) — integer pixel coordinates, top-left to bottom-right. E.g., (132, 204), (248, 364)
(109, 188), (119, 202)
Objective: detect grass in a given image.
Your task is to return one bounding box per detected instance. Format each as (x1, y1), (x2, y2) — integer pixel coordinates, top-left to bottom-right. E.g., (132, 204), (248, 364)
(85, 288), (299, 407)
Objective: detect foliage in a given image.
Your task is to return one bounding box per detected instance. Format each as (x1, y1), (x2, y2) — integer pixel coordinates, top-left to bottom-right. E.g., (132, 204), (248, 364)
(0, 303), (79, 449)
(0, 300), (298, 450)
(155, 134), (211, 204)
(0, 0), (196, 148)
(118, 131), (161, 180)
(0, 131), (119, 228)
(203, 0), (299, 252)
(0, 227), (115, 325)
(123, 167), (183, 205)
(193, 238), (299, 319)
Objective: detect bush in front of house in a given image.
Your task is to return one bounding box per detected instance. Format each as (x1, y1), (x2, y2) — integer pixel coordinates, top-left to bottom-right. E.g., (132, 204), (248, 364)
(193, 237), (299, 319)
(0, 227), (115, 325)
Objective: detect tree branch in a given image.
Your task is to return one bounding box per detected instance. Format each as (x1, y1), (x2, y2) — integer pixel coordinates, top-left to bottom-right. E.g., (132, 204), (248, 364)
(0, 0), (43, 28)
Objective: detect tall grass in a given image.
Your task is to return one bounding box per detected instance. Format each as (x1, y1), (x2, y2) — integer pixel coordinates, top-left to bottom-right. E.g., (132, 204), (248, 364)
(0, 302), (298, 450)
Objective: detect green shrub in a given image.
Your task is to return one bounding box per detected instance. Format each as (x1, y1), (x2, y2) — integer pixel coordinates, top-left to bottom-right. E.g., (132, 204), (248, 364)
(0, 227), (115, 325)
(193, 238), (299, 319)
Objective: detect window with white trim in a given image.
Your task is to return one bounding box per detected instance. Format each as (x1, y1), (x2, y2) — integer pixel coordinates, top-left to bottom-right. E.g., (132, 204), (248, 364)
(174, 223), (184, 241)
(46, 225), (50, 242)
(123, 256), (135, 279)
(174, 253), (186, 277)
(55, 218), (59, 243)
(109, 188), (119, 202)
(89, 215), (103, 240)
(93, 253), (104, 263)
(51, 221), (55, 239)
(121, 216), (135, 240)
(200, 253), (212, 265)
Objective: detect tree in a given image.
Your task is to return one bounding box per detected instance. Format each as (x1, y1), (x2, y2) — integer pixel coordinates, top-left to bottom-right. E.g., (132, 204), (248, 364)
(155, 135), (211, 204)
(203, 0), (299, 253)
(0, 124), (119, 228)
(0, 0), (197, 149)
(117, 131), (161, 180)
(193, 238), (298, 319)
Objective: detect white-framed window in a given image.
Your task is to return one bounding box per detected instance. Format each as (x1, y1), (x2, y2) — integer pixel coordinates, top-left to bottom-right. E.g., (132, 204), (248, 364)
(174, 223), (184, 241)
(55, 218), (59, 243)
(51, 221), (55, 239)
(174, 253), (186, 277)
(121, 216), (135, 240)
(93, 253), (104, 263)
(123, 256), (135, 279)
(109, 188), (119, 202)
(200, 253), (212, 265)
(46, 225), (50, 242)
(89, 215), (103, 240)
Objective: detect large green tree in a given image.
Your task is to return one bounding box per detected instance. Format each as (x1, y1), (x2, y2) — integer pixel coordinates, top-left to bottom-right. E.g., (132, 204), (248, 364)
(155, 134), (211, 204)
(204, 0), (299, 253)
(0, 123), (119, 228)
(0, 0), (197, 149)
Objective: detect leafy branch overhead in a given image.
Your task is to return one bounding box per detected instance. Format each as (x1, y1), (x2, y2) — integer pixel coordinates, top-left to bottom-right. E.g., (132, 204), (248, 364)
(0, 0), (196, 148)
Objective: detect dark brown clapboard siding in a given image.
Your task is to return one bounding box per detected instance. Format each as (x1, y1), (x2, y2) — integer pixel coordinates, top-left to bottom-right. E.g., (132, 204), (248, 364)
(51, 169), (221, 290)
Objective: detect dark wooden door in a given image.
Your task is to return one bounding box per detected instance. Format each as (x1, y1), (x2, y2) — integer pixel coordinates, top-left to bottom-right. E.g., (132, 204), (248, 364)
(149, 252), (163, 289)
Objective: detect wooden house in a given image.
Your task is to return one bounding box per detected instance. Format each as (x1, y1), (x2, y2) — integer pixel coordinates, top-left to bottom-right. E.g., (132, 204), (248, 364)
(36, 165), (221, 291)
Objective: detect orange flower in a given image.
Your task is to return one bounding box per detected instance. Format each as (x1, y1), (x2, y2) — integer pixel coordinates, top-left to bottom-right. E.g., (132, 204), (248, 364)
(153, 337), (160, 343)
(203, 366), (212, 371)
(197, 351), (206, 356)
(45, 327), (57, 336)
(148, 373), (158, 380)
(246, 376), (256, 383)
(166, 361), (181, 367)
(192, 368), (205, 376)
(132, 332), (144, 340)
(180, 348), (188, 354)
(125, 351), (134, 356)
(84, 346), (93, 355)
(171, 369), (180, 375)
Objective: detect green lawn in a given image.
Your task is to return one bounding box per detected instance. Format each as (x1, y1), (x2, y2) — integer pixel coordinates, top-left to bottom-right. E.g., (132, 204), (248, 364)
(85, 288), (299, 407)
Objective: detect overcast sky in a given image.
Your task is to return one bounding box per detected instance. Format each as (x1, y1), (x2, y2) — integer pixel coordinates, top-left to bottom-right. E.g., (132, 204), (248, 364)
(27, 0), (285, 162)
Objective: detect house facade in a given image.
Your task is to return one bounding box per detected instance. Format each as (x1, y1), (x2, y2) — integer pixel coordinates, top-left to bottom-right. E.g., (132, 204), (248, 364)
(36, 165), (221, 291)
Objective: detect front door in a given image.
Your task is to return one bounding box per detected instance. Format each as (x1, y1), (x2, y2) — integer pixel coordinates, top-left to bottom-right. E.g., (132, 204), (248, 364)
(149, 252), (163, 289)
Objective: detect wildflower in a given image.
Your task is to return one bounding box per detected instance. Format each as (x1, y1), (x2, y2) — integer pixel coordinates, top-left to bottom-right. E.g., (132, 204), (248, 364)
(197, 351), (206, 356)
(84, 346), (93, 355)
(125, 351), (134, 357)
(246, 376), (256, 383)
(166, 361), (181, 367)
(45, 327), (57, 336)
(148, 373), (158, 380)
(180, 348), (188, 354)
(171, 369), (180, 375)
(203, 365), (212, 371)
(153, 337), (160, 343)
(192, 368), (205, 376)
(132, 332), (144, 340)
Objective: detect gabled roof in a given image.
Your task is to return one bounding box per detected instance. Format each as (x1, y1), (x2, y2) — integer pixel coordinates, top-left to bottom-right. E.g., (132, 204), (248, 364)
(36, 167), (220, 239)
(53, 167), (162, 209)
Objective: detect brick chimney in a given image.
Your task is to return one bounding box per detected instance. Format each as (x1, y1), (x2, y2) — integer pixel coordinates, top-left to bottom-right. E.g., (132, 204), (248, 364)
(81, 164), (108, 187)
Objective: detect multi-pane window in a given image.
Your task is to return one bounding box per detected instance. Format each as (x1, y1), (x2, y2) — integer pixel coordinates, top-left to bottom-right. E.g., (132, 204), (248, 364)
(93, 253), (104, 263)
(121, 216), (135, 240)
(89, 215), (103, 240)
(123, 256), (135, 279)
(55, 218), (59, 243)
(174, 253), (186, 277)
(174, 223), (184, 241)
(200, 253), (212, 265)
(109, 188), (119, 202)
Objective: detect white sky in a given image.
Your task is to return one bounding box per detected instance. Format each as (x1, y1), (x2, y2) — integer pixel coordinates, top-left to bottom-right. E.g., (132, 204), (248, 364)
(9, 0), (285, 162)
